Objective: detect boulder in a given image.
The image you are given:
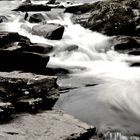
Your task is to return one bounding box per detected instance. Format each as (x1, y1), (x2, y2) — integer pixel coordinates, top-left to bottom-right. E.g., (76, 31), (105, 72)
(0, 32), (30, 49)
(13, 4), (51, 12)
(29, 13), (46, 23)
(112, 36), (140, 53)
(0, 110), (97, 140)
(0, 102), (15, 120)
(87, 3), (135, 36)
(66, 0), (140, 36)
(0, 71), (59, 111)
(32, 23), (65, 40)
(6, 42), (53, 54)
(0, 50), (49, 74)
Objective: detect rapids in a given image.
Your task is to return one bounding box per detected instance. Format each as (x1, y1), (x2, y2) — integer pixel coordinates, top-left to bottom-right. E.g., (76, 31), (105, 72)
(1, 1), (140, 139)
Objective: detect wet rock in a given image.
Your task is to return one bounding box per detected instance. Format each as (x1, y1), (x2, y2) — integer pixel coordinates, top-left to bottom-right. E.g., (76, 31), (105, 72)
(29, 13), (46, 23)
(67, 0), (140, 36)
(0, 50), (49, 74)
(32, 23), (65, 40)
(14, 98), (45, 112)
(0, 71), (59, 111)
(128, 51), (140, 55)
(0, 110), (97, 140)
(13, 3), (51, 12)
(6, 42), (53, 54)
(0, 16), (8, 23)
(0, 32), (30, 49)
(0, 102), (15, 120)
(130, 63), (140, 67)
(86, 2), (135, 36)
(65, 3), (95, 14)
(112, 36), (140, 52)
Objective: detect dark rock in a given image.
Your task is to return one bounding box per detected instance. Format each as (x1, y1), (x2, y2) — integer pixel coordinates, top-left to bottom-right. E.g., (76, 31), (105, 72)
(0, 102), (15, 120)
(86, 2), (135, 36)
(128, 51), (140, 55)
(0, 50), (49, 74)
(29, 43), (53, 54)
(14, 98), (45, 112)
(0, 71), (59, 110)
(29, 13), (46, 23)
(32, 23), (65, 40)
(130, 63), (140, 67)
(124, 0), (140, 9)
(13, 4), (51, 12)
(68, 0), (140, 36)
(0, 32), (30, 49)
(24, 12), (29, 20)
(0, 110), (97, 140)
(47, 0), (56, 4)
(7, 42), (53, 54)
(0, 16), (8, 23)
(113, 36), (140, 52)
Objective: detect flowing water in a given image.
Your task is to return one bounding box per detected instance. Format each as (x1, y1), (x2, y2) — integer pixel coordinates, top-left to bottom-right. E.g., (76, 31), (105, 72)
(1, 1), (140, 140)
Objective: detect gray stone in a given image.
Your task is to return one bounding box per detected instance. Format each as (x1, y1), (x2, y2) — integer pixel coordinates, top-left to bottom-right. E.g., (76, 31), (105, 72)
(29, 13), (46, 23)
(0, 50), (50, 74)
(0, 32), (30, 49)
(112, 36), (140, 53)
(32, 23), (65, 40)
(0, 110), (97, 140)
(66, 0), (140, 36)
(0, 71), (59, 110)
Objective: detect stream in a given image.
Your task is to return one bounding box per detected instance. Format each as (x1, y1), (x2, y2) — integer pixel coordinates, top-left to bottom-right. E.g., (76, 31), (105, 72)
(1, 0), (140, 139)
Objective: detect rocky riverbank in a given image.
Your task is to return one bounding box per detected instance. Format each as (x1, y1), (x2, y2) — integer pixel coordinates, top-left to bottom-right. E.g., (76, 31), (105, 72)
(1, 0), (140, 139)
(0, 31), (99, 139)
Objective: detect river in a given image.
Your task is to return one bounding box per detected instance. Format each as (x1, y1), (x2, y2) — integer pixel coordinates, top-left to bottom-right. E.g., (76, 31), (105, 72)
(1, 0), (140, 140)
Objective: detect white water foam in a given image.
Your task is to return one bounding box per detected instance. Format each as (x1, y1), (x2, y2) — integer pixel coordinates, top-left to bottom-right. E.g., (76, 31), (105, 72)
(3, 12), (140, 139)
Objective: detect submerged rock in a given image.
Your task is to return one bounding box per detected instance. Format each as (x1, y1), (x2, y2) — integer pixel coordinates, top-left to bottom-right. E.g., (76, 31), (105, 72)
(128, 50), (140, 55)
(0, 110), (97, 140)
(32, 23), (65, 40)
